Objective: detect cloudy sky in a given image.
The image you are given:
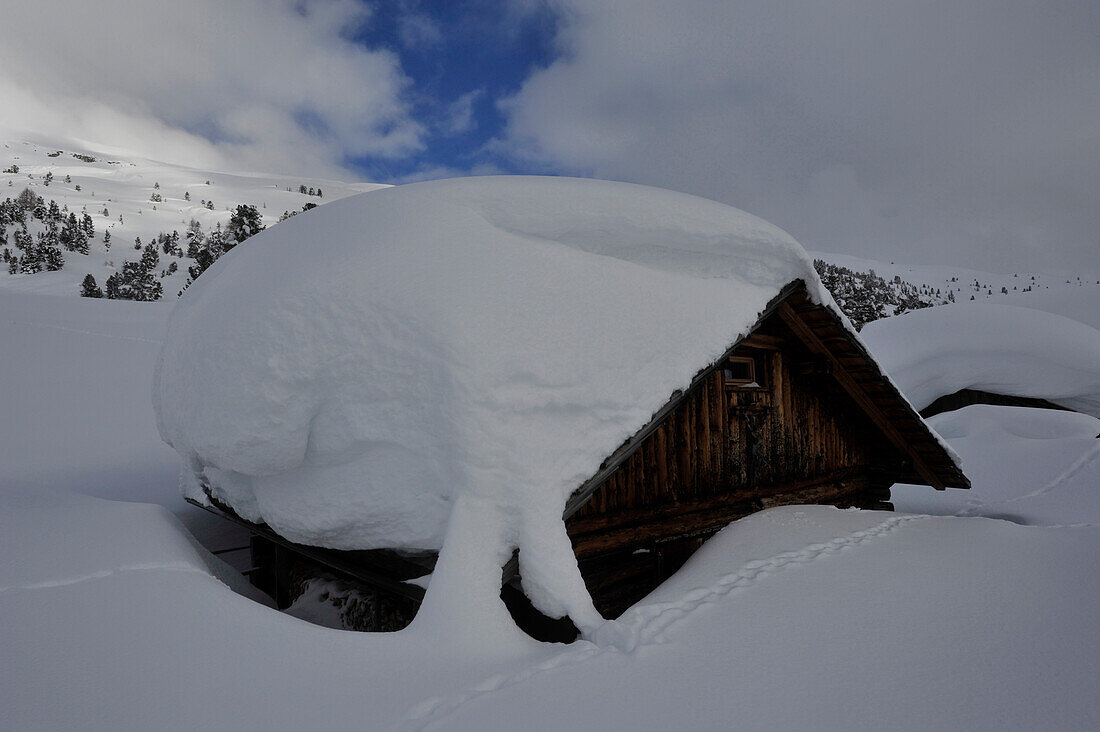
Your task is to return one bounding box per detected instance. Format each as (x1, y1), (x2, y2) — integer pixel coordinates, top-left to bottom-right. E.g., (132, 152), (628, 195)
(1, 0), (1096, 272)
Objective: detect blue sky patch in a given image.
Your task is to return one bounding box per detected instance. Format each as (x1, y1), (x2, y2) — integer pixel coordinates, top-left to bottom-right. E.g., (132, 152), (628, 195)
(347, 1), (561, 181)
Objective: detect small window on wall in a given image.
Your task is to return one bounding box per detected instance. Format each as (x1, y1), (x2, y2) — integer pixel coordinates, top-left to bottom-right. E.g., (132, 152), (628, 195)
(723, 356), (759, 388)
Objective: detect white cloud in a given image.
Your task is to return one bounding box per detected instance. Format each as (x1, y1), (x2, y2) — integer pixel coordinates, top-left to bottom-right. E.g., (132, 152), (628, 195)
(0, 0), (423, 177)
(497, 0), (1100, 273)
(441, 89), (484, 136)
(397, 13), (444, 49)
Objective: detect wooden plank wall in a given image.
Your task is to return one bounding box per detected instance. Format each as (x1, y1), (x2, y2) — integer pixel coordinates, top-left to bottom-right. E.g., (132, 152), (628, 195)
(567, 315), (902, 559)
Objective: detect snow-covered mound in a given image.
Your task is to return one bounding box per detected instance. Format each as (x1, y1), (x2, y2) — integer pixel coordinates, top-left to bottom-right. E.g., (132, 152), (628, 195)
(892, 405), (1100, 525)
(153, 176), (827, 627)
(861, 303), (1100, 418)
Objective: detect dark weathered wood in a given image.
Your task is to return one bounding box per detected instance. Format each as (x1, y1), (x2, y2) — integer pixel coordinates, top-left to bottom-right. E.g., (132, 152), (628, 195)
(740, 333), (786, 350)
(569, 472), (887, 558)
(186, 495), (429, 603)
(561, 284), (969, 616)
(776, 302), (946, 490)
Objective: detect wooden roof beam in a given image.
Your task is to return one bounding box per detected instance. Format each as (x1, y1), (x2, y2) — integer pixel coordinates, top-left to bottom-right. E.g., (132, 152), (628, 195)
(777, 303), (946, 490)
(739, 333), (785, 350)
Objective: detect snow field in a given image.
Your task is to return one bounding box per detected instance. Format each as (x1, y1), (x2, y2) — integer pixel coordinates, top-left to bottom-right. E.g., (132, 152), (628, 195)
(893, 405), (1100, 527)
(433, 509), (1099, 732)
(3, 486), (1094, 731)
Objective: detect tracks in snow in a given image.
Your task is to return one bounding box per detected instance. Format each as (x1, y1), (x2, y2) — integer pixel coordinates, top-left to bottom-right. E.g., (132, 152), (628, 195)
(1009, 441), (1100, 503)
(9, 320), (164, 345)
(596, 513), (929, 652)
(399, 512), (928, 731)
(0, 562), (209, 596)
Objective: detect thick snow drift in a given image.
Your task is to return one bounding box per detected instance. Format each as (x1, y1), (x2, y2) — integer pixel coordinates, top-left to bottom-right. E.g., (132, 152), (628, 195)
(153, 176), (827, 627)
(861, 303), (1100, 418)
(892, 405), (1100, 526)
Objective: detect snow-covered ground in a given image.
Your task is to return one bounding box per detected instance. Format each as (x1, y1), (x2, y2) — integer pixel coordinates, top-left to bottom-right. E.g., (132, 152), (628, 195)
(2, 182), (1097, 729)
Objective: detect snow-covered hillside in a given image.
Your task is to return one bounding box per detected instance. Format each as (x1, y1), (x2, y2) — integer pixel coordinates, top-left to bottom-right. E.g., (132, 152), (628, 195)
(813, 250), (1100, 328)
(0, 134), (386, 298)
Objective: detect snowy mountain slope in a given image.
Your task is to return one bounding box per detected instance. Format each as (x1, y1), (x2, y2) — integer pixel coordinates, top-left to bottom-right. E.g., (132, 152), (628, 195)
(812, 249), (1100, 327)
(0, 134), (387, 297)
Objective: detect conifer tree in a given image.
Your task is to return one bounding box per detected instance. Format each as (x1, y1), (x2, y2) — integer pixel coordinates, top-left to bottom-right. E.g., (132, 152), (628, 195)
(105, 243), (162, 301)
(226, 204), (263, 250)
(105, 271), (121, 299)
(80, 274), (104, 298)
(16, 187), (38, 212)
(160, 230), (182, 257)
(19, 234), (44, 273)
(39, 231), (65, 270)
(72, 225), (89, 255)
(60, 212), (81, 251)
(13, 226), (32, 255)
(188, 223), (224, 281)
(184, 219), (205, 258)
(44, 218), (63, 254)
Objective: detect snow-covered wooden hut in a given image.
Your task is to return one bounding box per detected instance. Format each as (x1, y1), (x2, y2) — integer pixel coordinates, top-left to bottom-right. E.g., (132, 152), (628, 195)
(154, 176), (967, 636)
